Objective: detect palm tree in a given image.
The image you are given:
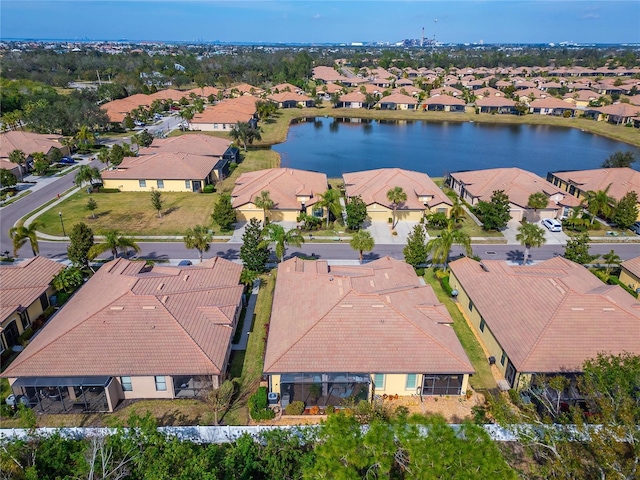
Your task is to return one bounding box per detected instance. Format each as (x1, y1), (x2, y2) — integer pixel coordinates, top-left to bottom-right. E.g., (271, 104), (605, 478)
(97, 148), (110, 167)
(584, 185), (616, 224)
(516, 221), (547, 265)
(350, 230), (375, 263)
(60, 137), (76, 155)
(75, 125), (95, 149)
(183, 225), (212, 263)
(9, 221), (42, 257)
(88, 230), (140, 260)
(74, 165), (102, 189)
(602, 249), (621, 277)
(317, 188), (343, 228)
(527, 192), (548, 221)
(449, 195), (465, 223)
(254, 190), (274, 223)
(9, 149), (26, 182)
(426, 219), (472, 270)
(261, 223), (304, 262)
(386, 186), (407, 229)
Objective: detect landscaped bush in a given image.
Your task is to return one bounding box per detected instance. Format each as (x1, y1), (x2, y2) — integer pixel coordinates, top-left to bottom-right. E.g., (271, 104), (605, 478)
(414, 267), (425, 277)
(285, 400), (305, 415)
(325, 405), (335, 414)
(96, 188), (120, 194)
(607, 276), (638, 298)
(440, 275), (453, 296)
(248, 386), (275, 420)
(202, 184), (215, 193)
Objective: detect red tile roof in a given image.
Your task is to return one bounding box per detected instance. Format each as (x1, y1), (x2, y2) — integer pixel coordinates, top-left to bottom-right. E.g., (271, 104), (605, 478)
(0, 131), (64, 159)
(264, 257), (473, 374)
(102, 152), (220, 181)
(621, 256), (640, 278)
(0, 257), (65, 322)
(550, 168), (640, 201)
(449, 257), (640, 373)
(2, 257), (243, 378)
(139, 134), (231, 157)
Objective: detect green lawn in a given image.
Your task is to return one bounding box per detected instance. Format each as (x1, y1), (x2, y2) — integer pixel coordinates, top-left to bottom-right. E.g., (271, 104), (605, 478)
(216, 148), (280, 194)
(36, 191), (220, 237)
(423, 268), (497, 391)
(425, 215), (505, 239)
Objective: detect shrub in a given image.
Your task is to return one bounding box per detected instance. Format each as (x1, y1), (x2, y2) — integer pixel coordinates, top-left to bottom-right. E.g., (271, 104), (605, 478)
(325, 405), (335, 414)
(96, 188), (120, 194)
(309, 405), (320, 415)
(434, 269), (448, 280)
(202, 184), (215, 193)
(414, 267), (425, 277)
(607, 276), (638, 298)
(440, 275), (453, 296)
(248, 386), (275, 421)
(285, 400), (305, 415)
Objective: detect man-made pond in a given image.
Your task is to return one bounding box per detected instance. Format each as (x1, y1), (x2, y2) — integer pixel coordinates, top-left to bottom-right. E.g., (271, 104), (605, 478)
(273, 117), (640, 178)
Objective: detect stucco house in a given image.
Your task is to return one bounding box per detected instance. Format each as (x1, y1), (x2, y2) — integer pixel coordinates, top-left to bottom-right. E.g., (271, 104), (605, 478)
(448, 168), (581, 221)
(0, 131), (69, 178)
(343, 168), (452, 222)
(619, 256), (640, 294)
(190, 96), (258, 132)
(268, 92), (314, 108)
(475, 96), (517, 114)
(2, 257), (244, 413)
(264, 257), (474, 407)
(449, 256), (640, 390)
(528, 97), (576, 116)
(0, 257), (65, 356)
(232, 168), (328, 222)
(421, 95), (467, 112)
(377, 93), (418, 110)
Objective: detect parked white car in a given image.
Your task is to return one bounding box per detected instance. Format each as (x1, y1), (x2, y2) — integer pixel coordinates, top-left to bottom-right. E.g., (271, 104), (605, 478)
(542, 218), (562, 232)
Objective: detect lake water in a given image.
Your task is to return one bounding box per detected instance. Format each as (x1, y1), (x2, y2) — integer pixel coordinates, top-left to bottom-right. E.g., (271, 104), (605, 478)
(273, 117), (640, 178)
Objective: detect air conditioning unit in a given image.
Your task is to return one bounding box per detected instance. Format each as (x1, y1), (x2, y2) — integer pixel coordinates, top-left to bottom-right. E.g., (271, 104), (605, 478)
(267, 392), (279, 405)
(488, 356), (496, 365)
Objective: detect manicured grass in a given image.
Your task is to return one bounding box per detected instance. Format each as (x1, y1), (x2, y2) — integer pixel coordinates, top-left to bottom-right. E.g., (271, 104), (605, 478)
(423, 268), (497, 391)
(216, 148), (280, 194)
(36, 191), (220, 236)
(425, 215), (505, 239)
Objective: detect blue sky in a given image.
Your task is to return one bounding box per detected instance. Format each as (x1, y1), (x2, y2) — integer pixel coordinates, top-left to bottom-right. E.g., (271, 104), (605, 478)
(2, 1), (639, 44)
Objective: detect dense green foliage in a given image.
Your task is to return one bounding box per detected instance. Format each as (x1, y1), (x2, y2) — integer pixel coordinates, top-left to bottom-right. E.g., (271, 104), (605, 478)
(475, 190), (511, 231)
(612, 191), (639, 229)
(239, 218), (270, 272)
(248, 386), (275, 421)
(212, 193), (236, 230)
(563, 233), (598, 265)
(66, 222), (95, 267)
(345, 195), (367, 231)
(403, 224), (429, 268)
(601, 150), (636, 168)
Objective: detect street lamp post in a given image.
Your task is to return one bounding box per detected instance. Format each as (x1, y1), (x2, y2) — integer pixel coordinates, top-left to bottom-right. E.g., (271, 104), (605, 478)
(58, 211), (66, 237)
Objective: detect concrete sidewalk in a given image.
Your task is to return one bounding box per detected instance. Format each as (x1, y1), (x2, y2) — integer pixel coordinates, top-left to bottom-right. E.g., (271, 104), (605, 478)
(231, 279), (260, 351)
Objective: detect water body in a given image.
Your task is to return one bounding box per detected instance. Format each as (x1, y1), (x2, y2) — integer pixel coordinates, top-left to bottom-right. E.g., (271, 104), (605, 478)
(273, 117), (640, 178)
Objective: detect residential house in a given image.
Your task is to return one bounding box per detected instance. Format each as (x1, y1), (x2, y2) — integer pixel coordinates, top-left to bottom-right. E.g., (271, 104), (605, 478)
(449, 256), (640, 389)
(268, 92), (314, 109)
(337, 91), (369, 109)
(264, 257), (474, 407)
(448, 168), (581, 221)
(0, 257), (64, 356)
(376, 93), (418, 110)
(475, 96), (517, 114)
(585, 103), (640, 125)
(232, 168), (328, 222)
(343, 168), (452, 222)
(516, 88), (549, 103)
(475, 87), (504, 98)
(547, 167), (640, 220)
(619, 256), (640, 294)
(429, 86), (463, 98)
(2, 257), (244, 413)
(528, 97), (576, 116)
(184, 86), (221, 100)
(312, 66), (349, 84)
(562, 90), (599, 109)
(0, 131), (69, 177)
(421, 95), (467, 112)
(190, 96), (258, 131)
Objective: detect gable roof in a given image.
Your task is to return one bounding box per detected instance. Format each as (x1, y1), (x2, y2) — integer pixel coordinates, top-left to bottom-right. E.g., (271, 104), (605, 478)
(191, 96), (257, 125)
(232, 168), (328, 209)
(102, 152), (220, 181)
(450, 167), (581, 209)
(343, 168), (452, 210)
(449, 257), (640, 373)
(550, 167), (640, 201)
(621, 256), (640, 278)
(377, 93), (418, 106)
(139, 133), (231, 157)
(2, 257), (243, 378)
(264, 257), (473, 374)
(529, 97), (576, 110)
(0, 131), (64, 159)
(0, 257), (65, 322)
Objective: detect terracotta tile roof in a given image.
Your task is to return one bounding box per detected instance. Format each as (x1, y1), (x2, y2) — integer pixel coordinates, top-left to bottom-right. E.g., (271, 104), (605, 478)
(232, 168), (328, 209)
(148, 89), (187, 102)
(475, 96), (516, 107)
(518, 88), (548, 99)
(267, 92), (313, 103)
(475, 87), (504, 98)
(450, 168), (580, 209)
(339, 91), (367, 103)
(529, 97), (576, 110)
(102, 152), (220, 181)
(0, 131), (64, 159)
(550, 168), (640, 201)
(343, 168), (452, 211)
(627, 94), (640, 106)
(271, 83), (301, 93)
(449, 257), (640, 373)
(139, 134), (231, 157)
(391, 86), (422, 96)
(593, 103), (640, 118)
(421, 96), (467, 107)
(430, 86), (463, 97)
(191, 96), (257, 125)
(184, 86), (220, 98)
(2, 257), (243, 378)
(264, 257), (473, 374)
(321, 83), (346, 94)
(563, 90), (599, 102)
(0, 257), (65, 322)
(377, 93), (418, 106)
(621, 256), (640, 278)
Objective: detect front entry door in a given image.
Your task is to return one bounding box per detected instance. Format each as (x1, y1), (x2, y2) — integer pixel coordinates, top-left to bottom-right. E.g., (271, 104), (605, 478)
(505, 361), (517, 388)
(192, 181), (202, 192)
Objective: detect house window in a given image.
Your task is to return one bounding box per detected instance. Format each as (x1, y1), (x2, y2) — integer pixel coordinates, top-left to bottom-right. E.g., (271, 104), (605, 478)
(139, 180), (146, 188)
(39, 292), (49, 311)
(155, 376), (167, 391)
(185, 180), (191, 190)
(19, 311), (30, 330)
(437, 208), (447, 214)
(406, 374), (417, 390)
(157, 180), (164, 189)
(500, 351), (506, 366)
(0, 338), (5, 355)
(121, 377), (132, 392)
(468, 301), (474, 312)
(373, 374), (385, 390)
(479, 318), (486, 332)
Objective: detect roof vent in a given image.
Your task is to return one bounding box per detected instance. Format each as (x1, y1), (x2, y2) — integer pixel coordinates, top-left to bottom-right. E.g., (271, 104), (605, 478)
(371, 304), (385, 308)
(143, 306), (156, 310)
(602, 307), (615, 312)
(161, 295), (169, 304)
(480, 263), (490, 272)
(571, 307), (584, 311)
(110, 306), (124, 311)
(183, 274), (189, 282)
(340, 304), (353, 308)
(156, 283), (164, 291)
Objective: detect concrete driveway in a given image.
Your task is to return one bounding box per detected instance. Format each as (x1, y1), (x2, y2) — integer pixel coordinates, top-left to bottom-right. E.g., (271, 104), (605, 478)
(503, 219), (569, 246)
(364, 220), (421, 245)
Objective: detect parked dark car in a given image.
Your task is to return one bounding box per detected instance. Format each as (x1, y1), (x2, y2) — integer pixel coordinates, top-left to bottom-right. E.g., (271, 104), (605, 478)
(60, 156), (75, 164)
(631, 222), (640, 235)
(178, 260), (193, 266)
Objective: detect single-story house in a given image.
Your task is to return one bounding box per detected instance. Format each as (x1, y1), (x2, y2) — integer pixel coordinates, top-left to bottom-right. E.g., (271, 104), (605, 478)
(562, 90), (599, 109)
(138, 133), (239, 165)
(449, 256), (640, 390)
(619, 256), (640, 294)
(2, 257), (244, 413)
(475, 97), (517, 114)
(190, 96), (258, 131)
(268, 92), (314, 109)
(102, 151), (222, 192)
(343, 168), (452, 222)
(584, 103), (640, 125)
(264, 257), (474, 407)
(516, 88), (549, 103)
(547, 167), (640, 220)
(0, 257), (65, 356)
(312, 66), (350, 84)
(337, 91), (369, 109)
(421, 95), (467, 112)
(376, 93), (418, 110)
(448, 168), (581, 221)
(232, 168), (328, 222)
(184, 86), (220, 99)
(429, 86), (463, 97)
(528, 97), (576, 116)
(0, 131), (69, 178)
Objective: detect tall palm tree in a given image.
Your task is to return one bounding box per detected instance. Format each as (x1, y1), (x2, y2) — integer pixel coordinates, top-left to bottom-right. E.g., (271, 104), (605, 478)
(386, 186), (407, 229)
(516, 222), (547, 265)
(9, 149), (26, 182)
(97, 148), (110, 167)
(60, 137), (76, 155)
(75, 125), (95, 149)
(183, 225), (212, 263)
(9, 221), (42, 257)
(584, 184), (616, 224)
(426, 219), (472, 270)
(449, 195), (465, 223)
(261, 223), (304, 262)
(74, 165), (102, 189)
(602, 249), (621, 277)
(350, 230), (375, 263)
(88, 230), (140, 260)
(317, 188), (343, 228)
(254, 190), (274, 223)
